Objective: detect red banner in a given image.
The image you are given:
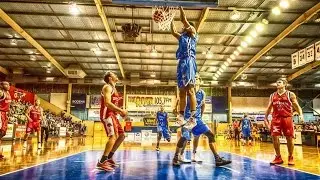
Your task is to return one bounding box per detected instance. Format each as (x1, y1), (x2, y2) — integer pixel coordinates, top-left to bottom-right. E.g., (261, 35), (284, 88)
(9, 86), (35, 104)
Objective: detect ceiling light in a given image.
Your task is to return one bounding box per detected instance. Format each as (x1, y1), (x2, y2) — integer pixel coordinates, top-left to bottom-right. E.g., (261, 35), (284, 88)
(202, 51), (206, 55)
(237, 46), (243, 52)
(30, 55), (36, 61)
(224, 61), (230, 66)
(245, 36), (253, 44)
(212, 76), (217, 80)
(218, 68), (224, 73)
(315, 17), (320, 23)
(69, 2), (80, 15)
(230, 55), (236, 60)
(255, 23), (264, 32)
(46, 77), (54, 81)
(217, 71), (222, 75)
(230, 10), (241, 21)
(233, 50), (240, 56)
(240, 41), (248, 48)
(150, 48), (158, 57)
(272, 7), (281, 15)
(250, 31), (258, 38)
(206, 51), (213, 59)
(227, 58), (232, 63)
(241, 74), (247, 80)
(214, 74), (219, 78)
(279, 0), (289, 9)
(221, 64), (227, 70)
(266, 55), (272, 60)
(150, 74), (156, 78)
(47, 63), (51, 67)
(10, 39), (17, 46)
(46, 70), (51, 74)
(262, 19), (269, 25)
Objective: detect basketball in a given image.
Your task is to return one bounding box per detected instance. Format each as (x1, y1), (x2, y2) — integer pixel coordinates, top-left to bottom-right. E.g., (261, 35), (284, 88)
(153, 10), (164, 23)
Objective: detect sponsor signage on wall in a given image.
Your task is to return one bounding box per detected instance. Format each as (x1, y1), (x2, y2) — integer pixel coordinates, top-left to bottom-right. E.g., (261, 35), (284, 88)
(59, 127), (67, 137)
(88, 109), (100, 119)
(3, 124), (14, 139)
(71, 94), (87, 110)
(143, 117), (157, 126)
(279, 132), (302, 145)
(127, 95), (176, 111)
(9, 86), (35, 104)
(90, 95), (101, 108)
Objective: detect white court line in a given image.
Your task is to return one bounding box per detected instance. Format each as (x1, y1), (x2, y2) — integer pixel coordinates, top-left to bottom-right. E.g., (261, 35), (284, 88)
(0, 150), (90, 177)
(223, 151), (320, 177)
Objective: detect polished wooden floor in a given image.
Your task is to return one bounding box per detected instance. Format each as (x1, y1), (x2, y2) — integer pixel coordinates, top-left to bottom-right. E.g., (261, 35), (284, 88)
(0, 136), (319, 176)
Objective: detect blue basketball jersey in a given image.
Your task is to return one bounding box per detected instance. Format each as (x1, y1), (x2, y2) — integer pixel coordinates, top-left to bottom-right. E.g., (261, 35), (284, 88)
(242, 118), (251, 130)
(156, 111), (168, 127)
(176, 32), (198, 60)
(185, 89), (205, 120)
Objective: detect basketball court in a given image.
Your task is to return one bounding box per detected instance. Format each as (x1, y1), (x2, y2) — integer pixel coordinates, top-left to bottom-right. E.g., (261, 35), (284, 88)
(0, 0), (320, 180)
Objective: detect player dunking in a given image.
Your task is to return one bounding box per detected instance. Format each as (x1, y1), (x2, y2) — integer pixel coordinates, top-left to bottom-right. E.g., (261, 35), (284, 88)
(171, 6), (198, 129)
(156, 104), (171, 151)
(97, 71), (127, 172)
(265, 78), (303, 165)
(173, 74), (231, 166)
(23, 98), (43, 149)
(0, 81), (11, 160)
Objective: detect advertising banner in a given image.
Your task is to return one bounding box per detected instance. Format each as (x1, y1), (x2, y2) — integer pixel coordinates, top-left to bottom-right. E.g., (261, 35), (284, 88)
(71, 94), (87, 110)
(141, 130), (152, 146)
(2, 124), (14, 139)
(134, 132), (141, 142)
(59, 127), (67, 137)
(143, 117), (157, 126)
(9, 86), (35, 104)
(88, 109), (100, 120)
(90, 95), (101, 108)
(127, 95), (176, 111)
(279, 132), (302, 145)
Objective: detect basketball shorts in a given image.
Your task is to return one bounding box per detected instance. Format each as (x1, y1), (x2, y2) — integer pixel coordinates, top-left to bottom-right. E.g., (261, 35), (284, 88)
(0, 111), (8, 135)
(157, 126), (171, 140)
(182, 119), (210, 140)
(271, 116), (294, 137)
(26, 121), (40, 133)
(101, 114), (124, 137)
(242, 128), (251, 138)
(177, 56), (197, 88)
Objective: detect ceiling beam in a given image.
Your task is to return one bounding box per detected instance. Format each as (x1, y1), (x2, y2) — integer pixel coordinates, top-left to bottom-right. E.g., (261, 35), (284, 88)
(0, 66), (9, 75)
(0, 37), (304, 50)
(287, 61), (320, 81)
(0, 8), (67, 76)
(94, 0), (125, 78)
(196, 7), (210, 32)
(230, 2), (320, 82)
(2, 25), (320, 39)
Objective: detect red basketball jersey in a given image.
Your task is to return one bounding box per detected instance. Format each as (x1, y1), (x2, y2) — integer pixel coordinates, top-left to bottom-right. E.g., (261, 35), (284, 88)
(29, 106), (41, 122)
(0, 91), (11, 112)
(100, 85), (121, 120)
(271, 91), (293, 118)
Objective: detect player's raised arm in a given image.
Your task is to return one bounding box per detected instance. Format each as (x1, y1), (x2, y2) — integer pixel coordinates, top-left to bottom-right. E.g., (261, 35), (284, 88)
(171, 21), (180, 40)
(179, 6), (196, 35)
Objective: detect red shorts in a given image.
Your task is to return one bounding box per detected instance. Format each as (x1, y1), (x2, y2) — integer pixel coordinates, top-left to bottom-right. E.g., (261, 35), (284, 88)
(101, 114), (124, 137)
(26, 121), (40, 134)
(0, 111), (8, 135)
(271, 116), (294, 137)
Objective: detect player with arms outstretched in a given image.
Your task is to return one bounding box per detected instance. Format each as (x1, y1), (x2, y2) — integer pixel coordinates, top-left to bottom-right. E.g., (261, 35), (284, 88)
(171, 6), (198, 129)
(265, 78), (303, 166)
(98, 71), (127, 172)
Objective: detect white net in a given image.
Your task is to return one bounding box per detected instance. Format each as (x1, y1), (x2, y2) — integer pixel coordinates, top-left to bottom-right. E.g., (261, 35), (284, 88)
(152, 6), (177, 31)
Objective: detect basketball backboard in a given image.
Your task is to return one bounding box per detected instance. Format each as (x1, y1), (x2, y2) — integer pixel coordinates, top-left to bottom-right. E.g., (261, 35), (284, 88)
(112, 0), (219, 8)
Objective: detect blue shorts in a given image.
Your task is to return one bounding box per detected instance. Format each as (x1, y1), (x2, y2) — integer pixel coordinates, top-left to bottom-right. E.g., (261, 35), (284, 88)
(177, 56), (197, 88)
(182, 122), (210, 141)
(157, 126), (171, 140)
(242, 128), (251, 138)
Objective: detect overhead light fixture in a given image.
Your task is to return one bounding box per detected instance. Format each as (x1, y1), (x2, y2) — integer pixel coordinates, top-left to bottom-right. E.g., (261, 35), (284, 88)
(69, 2), (80, 15)
(212, 76), (217, 80)
(221, 64), (227, 70)
(30, 55), (36, 61)
(240, 41), (248, 48)
(206, 51), (213, 59)
(241, 74), (247, 80)
(224, 61), (230, 66)
(272, 7), (281, 15)
(230, 9), (241, 21)
(237, 46), (243, 52)
(10, 39), (17, 46)
(218, 68), (224, 73)
(249, 31), (258, 38)
(262, 19), (269, 25)
(227, 58), (232, 63)
(47, 63), (51, 67)
(202, 51), (206, 55)
(91, 47), (102, 55)
(279, 0), (289, 9)
(150, 72), (156, 78)
(233, 50), (240, 56)
(46, 77), (54, 81)
(266, 55), (272, 60)
(245, 36), (253, 44)
(150, 47), (158, 57)
(214, 74), (219, 78)
(315, 17), (320, 23)
(230, 55), (236, 60)
(46, 70), (52, 74)
(217, 71), (222, 75)
(255, 23), (264, 32)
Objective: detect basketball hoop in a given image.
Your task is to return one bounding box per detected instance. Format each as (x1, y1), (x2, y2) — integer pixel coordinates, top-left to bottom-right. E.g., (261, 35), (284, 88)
(152, 6), (177, 31)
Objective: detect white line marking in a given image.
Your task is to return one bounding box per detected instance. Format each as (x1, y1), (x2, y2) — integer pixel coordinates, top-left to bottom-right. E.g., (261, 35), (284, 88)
(224, 151), (320, 177)
(0, 150), (90, 177)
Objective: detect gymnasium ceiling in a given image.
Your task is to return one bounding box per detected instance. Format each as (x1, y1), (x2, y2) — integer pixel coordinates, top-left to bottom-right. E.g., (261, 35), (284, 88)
(0, 0), (319, 88)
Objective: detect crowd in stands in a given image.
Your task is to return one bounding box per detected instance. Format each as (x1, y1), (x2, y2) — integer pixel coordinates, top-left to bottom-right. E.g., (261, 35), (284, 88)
(8, 100), (87, 137)
(301, 120), (320, 132)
